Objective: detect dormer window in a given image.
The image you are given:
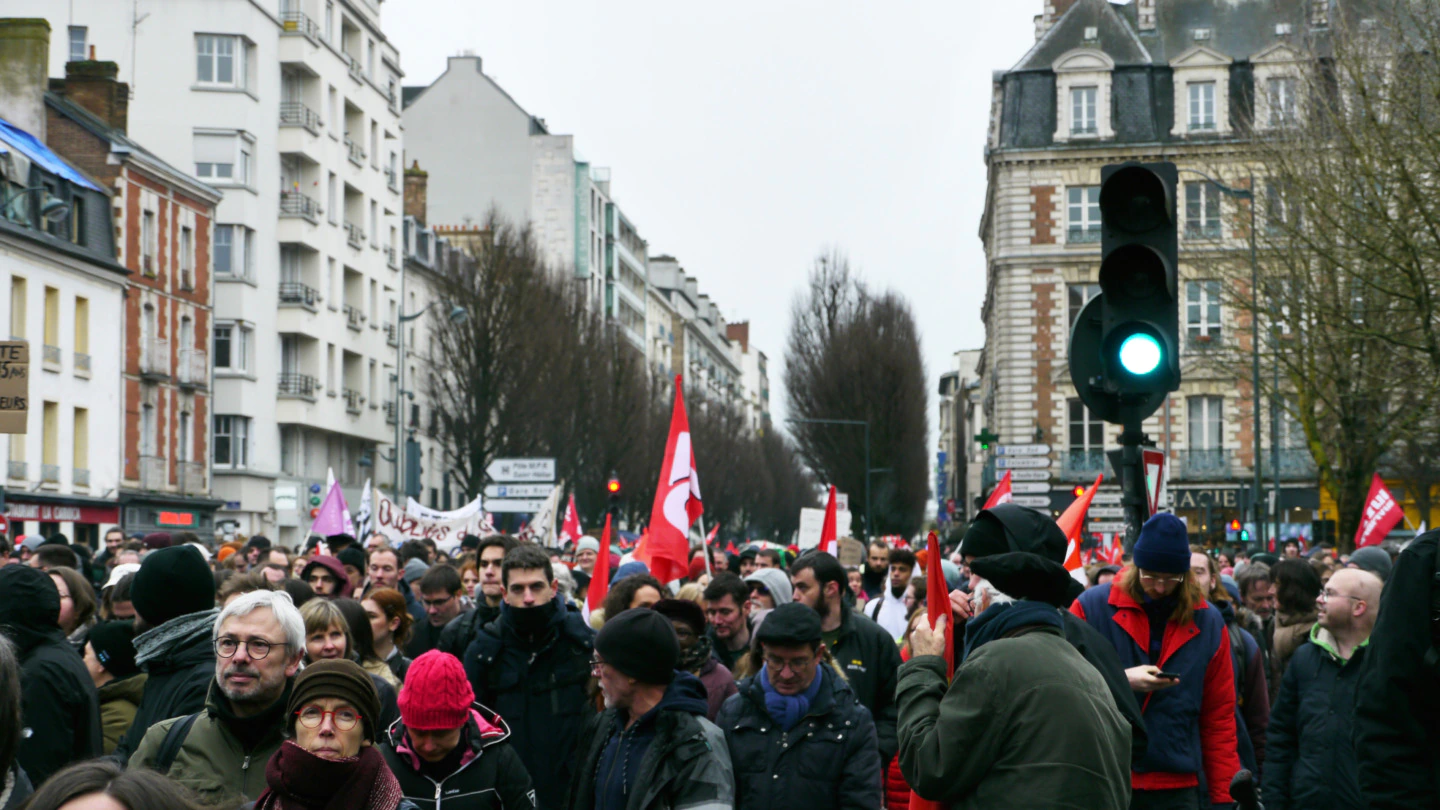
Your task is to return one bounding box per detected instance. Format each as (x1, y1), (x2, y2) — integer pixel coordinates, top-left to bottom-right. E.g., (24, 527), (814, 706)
(1052, 49), (1115, 143)
(1189, 82), (1217, 130)
(1072, 87), (1098, 135)
(1170, 46), (1234, 138)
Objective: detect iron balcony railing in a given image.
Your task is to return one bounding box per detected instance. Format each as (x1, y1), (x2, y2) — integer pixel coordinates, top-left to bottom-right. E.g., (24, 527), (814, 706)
(1061, 448), (1108, 480)
(141, 339), (169, 378)
(41, 464), (60, 485)
(344, 137), (365, 166)
(181, 461), (206, 495)
(279, 190), (320, 222)
(73, 467), (90, 488)
(179, 349), (208, 387)
(278, 282), (319, 308)
(344, 304), (364, 330)
(344, 388), (363, 414)
(1178, 448), (1232, 481)
(140, 455), (167, 490)
(279, 101), (322, 134)
(278, 373), (317, 398)
(7, 460), (24, 480)
(280, 11), (320, 42)
(1262, 448), (1318, 481)
(345, 222), (365, 249)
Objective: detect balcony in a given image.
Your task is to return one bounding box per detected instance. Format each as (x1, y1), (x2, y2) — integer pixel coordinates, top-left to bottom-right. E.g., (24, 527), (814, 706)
(279, 190), (320, 223)
(179, 348), (207, 388)
(347, 54), (363, 82)
(1178, 448), (1233, 481)
(7, 460), (24, 480)
(180, 461), (206, 495)
(73, 467), (89, 489)
(43, 343), (61, 371)
(344, 304), (364, 331)
(344, 137), (365, 166)
(386, 167), (399, 192)
(278, 373), (318, 400)
(344, 388), (363, 414)
(384, 322), (397, 347)
(41, 463), (60, 487)
(278, 282), (320, 310)
(384, 400), (397, 424)
(280, 11), (321, 43)
(1067, 227), (1100, 244)
(345, 222), (365, 249)
(140, 339), (169, 380)
(1060, 448), (1109, 480)
(1262, 448), (1318, 481)
(280, 101), (322, 135)
(140, 455), (167, 490)
(387, 246), (398, 269)
(1186, 332), (1224, 352)
(1186, 222), (1223, 241)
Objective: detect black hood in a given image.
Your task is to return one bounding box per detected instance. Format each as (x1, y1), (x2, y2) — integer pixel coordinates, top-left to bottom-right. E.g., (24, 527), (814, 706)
(969, 552), (1084, 608)
(972, 503), (1068, 563)
(0, 565), (63, 654)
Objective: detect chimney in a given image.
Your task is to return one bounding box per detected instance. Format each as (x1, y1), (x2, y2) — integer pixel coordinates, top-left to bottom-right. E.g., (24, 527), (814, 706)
(1309, 0), (1330, 29)
(0, 19), (51, 139)
(1038, 0), (1080, 36)
(62, 59), (129, 132)
(725, 322), (750, 352)
(1136, 0), (1157, 31)
(404, 160), (428, 225)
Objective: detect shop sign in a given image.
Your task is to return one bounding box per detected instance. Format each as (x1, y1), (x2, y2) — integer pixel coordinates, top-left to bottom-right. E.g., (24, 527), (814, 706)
(1170, 488), (1240, 509)
(6, 501), (119, 523)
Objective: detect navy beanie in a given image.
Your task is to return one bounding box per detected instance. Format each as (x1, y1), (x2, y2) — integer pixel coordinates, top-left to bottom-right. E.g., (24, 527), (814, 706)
(1133, 513), (1191, 574)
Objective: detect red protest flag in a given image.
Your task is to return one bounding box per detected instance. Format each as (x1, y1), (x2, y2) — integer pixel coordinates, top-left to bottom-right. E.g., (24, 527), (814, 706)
(1354, 473), (1403, 548)
(560, 494), (583, 545)
(584, 514), (613, 622)
(706, 522), (720, 545)
(819, 485), (838, 555)
(1057, 474), (1102, 575)
(640, 376), (704, 583)
(908, 530), (953, 810)
(983, 470), (1013, 509)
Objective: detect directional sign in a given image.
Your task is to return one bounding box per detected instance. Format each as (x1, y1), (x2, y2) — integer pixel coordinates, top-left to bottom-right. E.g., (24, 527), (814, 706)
(1091, 492), (1123, 505)
(1012, 482), (1051, 494)
(1009, 469), (1052, 482)
(483, 483), (557, 499)
(1088, 521), (1129, 533)
(1011, 495), (1052, 508)
(485, 498), (549, 513)
(1088, 507), (1126, 519)
(996, 444), (1051, 456)
(485, 458), (555, 483)
(996, 456), (1052, 470)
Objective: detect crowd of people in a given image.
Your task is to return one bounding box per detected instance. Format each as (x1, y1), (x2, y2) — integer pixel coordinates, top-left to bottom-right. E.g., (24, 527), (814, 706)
(0, 509), (1435, 810)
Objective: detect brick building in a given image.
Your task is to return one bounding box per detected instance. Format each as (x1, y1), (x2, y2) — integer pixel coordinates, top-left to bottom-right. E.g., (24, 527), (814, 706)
(46, 59), (224, 536)
(979, 0), (1330, 545)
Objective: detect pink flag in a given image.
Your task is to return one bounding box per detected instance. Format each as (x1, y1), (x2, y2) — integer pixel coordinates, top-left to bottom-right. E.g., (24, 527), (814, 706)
(1354, 473), (1403, 548)
(311, 478), (352, 538)
(983, 471), (1013, 509)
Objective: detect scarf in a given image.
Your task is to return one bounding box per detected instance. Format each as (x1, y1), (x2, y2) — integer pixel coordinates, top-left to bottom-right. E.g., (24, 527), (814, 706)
(134, 607), (221, 668)
(679, 633), (714, 673)
(256, 741), (402, 810)
(758, 663), (825, 732)
(962, 601), (1063, 663)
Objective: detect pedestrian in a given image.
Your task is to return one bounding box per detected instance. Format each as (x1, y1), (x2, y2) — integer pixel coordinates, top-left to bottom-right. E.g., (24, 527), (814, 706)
(0, 565), (102, 786)
(335, 598), (401, 689)
(717, 602), (880, 810)
(898, 558), (1131, 810)
(50, 566), (98, 651)
(363, 587), (414, 682)
(600, 573), (665, 621)
(367, 545), (425, 626)
(84, 619), (149, 755)
(1344, 545), (1391, 583)
(569, 608), (734, 810)
(1071, 513), (1241, 809)
(703, 574), (755, 672)
(571, 536), (599, 596)
(243, 659), (415, 810)
(93, 527), (126, 587)
(742, 568), (791, 626)
(437, 536), (518, 661)
(1234, 563), (1276, 677)
(381, 650), (536, 809)
(1262, 568), (1382, 810)
(1191, 548), (1269, 770)
(652, 598), (736, 721)
(300, 599), (400, 731)
(337, 547), (368, 594)
(128, 589), (305, 806)
(407, 565), (465, 658)
(463, 544), (594, 810)
(403, 558), (431, 602)
(865, 548), (917, 640)
(18, 760), (209, 810)
(99, 566), (139, 621)
(0, 634), (33, 809)
(737, 545), (759, 578)
(1269, 558), (1321, 701)
(112, 544), (220, 764)
(302, 555), (354, 600)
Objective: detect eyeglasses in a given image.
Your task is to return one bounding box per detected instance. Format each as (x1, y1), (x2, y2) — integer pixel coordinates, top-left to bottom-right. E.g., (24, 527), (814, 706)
(1139, 572), (1186, 586)
(295, 705), (362, 731)
(762, 654), (814, 673)
(590, 656), (608, 675)
(422, 594), (455, 609)
(1320, 589), (1361, 603)
(215, 637), (289, 660)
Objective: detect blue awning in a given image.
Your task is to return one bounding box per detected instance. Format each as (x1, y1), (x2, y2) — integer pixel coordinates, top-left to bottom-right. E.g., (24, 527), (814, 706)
(0, 116), (101, 191)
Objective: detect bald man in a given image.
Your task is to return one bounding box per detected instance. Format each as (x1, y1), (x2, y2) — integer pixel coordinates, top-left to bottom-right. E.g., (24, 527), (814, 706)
(1262, 568), (1383, 810)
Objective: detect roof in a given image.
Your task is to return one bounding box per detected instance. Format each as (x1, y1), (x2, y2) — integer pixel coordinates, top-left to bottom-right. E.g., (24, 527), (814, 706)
(1015, 0), (1150, 70)
(0, 116), (101, 191)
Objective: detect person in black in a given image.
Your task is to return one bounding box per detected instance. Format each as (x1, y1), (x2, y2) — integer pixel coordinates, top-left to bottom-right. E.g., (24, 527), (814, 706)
(702, 574), (754, 672)
(437, 536), (517, 658)
(406, 565), (465, 659)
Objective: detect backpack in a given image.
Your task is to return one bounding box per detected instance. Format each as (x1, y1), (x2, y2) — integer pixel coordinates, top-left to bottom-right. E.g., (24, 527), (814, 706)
(153, 713), (201, 774)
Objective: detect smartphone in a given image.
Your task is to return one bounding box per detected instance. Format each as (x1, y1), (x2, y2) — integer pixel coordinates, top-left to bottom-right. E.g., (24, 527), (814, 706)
(1157, 671), (1181, 680)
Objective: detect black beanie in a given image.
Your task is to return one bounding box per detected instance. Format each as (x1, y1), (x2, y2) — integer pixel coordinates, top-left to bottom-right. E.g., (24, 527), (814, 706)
(288, 658), (383, 742)
(131, 545), (216, 627)
(88, 620), (141, 679)
(336, 546), (366, 574)
(596, 608), (679, 685)
(958, 513), (1012, 560)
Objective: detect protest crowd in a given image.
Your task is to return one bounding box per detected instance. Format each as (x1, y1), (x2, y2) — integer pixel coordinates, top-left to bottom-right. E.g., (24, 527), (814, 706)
(0, 502), (1436, 810)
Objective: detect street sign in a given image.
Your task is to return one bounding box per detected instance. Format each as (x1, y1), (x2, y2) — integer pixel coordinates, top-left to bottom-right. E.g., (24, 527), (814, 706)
(483, 483), (557, 499)
(1089, 521), (1129, 533)
(995, 444), (1051, 456)
(1143, 449), (1168, 515)
(485, 458), (555, 483)
(1088, 507), (1126, 518)
(1009, 469), (1051, 482)
(0, 341), (29, 434)
(1091, 492), (1123, 505)
(996, 456), (1051, 469)
(485, 498), (549, 513)
(1011, 495), (1051, 508)
(1012, 482), (1051, 494)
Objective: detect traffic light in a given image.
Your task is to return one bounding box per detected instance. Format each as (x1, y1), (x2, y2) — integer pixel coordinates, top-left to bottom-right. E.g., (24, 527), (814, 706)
(1073, 485), (1086, 498)
(1229, 519), (1242, 532)
(607, 475), (621, 495)
(1239, 528), (1251, 543)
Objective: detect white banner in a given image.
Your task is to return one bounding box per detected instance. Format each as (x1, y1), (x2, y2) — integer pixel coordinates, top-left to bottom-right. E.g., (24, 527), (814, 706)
(797, 507), (853, 551)
(380, 492), (490, 553)
(406, 495), (483, 521)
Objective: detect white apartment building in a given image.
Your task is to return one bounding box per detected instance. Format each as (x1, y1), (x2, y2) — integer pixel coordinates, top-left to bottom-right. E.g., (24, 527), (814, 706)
(27, 0), (408, 543)
(725, 322), (769, 434)
(648, 255), (742, 408)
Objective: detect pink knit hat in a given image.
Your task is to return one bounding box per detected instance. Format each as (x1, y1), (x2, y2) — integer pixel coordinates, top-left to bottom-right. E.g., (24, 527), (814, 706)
(398, 651), (474, 730)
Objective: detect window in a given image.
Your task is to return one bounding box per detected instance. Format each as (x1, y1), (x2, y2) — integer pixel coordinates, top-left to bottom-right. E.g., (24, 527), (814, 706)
(327, 258), (338, 309)
(1265, 182), (1301, 234)
(1187, 396), (1223, 449)
(327, 172), (337, 223)
(74, 297), (89, 356)
(1067, 187), (1100, 243)
(42, 401), (58, 468)
(325, 0), (334, 41)
(213, 415), (249, 468)
(1068, 399), (1104, 450)
(73, 408), (88, 475)
(140, 403), (157, 456)
(369, 200), (377, 245)
(141, 210), (157, 272)
(196, 34), (245, 88)
(194, 132), (250, 183)
(366, 40), (375, 77)
(214, 225), (234, 275)
(370, 121), (379, 168)
(1067, 282), (1101, 329)
(1267, 77), (1297, 127)
(213, 322), (250, 372)
(1186, 280), (1222, 344)
(180, 226), (194, 288)
(43, 286), (59, 350)
(1185, 182), (1222, 239)
(9, 277), (25, 339)
(1071, 87), (1097, 134)
(1188, 82), (1216, 130)
(328, 86), (339, 137)
(326, 343), (336, 391)
(68, 26), (87, 62)
(178, 411), (191, 462)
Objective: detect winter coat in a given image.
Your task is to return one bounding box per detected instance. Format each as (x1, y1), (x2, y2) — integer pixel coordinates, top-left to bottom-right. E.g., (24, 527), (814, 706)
(1355, 531), (1440, 810)
(1071, 582), (1241, 805)
(98, 673), (149, 755)
(696, 657), (737, 722)
(883, 755), (908, 810)
(385, 646), (412, 683)
(896, 625), (1131, 810)
(1261, 625), (1367, 810)
(128, 679), (288, 807)
(568, 672), (734, 810)
(463, 596), (595, 810)
(113, 610), (218, 764)
(717, 666), (880, 810)
(381, 703), (536, 810)
(1216, 600), (1270, 769)
(437, 602), (501, 659)
(828, 605), (903, 762)
(0, 567), (103, 786)
(0, 763), (33, 810)
(1270, 608), (1317, 701)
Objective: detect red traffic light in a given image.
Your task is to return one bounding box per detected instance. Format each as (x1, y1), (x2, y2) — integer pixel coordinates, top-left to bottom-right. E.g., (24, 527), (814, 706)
(1229, 519), (1242, 532)
(607, 477), (621, 495)
(1072, 485), (1086, 498)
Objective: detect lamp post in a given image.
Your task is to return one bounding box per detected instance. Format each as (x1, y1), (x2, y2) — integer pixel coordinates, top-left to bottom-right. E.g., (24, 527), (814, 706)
(786, 417), (872, 539)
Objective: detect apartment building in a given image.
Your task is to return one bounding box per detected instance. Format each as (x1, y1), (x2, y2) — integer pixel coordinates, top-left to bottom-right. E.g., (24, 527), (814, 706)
(648, 255), (743, 408)
(725, 322), (770, 434)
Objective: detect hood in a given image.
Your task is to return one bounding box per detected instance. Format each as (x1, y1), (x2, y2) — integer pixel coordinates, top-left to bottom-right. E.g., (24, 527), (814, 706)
(301, 555), (354, 598)
(1308, 623), (1368, 664)
(389, 703), (512, 773)
(968, 552), (1082, 608)
(979, 503), (1068, 563)
(99, 672), (149, 705)
(1214, 597), (1237, 625)
(656, 670), (710, 717)
(0, 565), (63, 654)
(744, 568), (793, 606)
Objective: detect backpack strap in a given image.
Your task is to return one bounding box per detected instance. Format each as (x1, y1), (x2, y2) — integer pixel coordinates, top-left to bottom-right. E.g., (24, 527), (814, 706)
(1426, 542), (1440, 673)
(154, 712), (201, 774)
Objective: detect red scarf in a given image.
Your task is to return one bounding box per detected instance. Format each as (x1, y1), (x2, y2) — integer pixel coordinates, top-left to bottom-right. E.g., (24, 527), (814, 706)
(255, 740), (403, 810)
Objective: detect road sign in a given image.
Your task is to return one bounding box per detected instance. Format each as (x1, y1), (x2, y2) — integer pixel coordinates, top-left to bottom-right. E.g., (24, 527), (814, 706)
(1088, 521), (1129, 533)
(996, 456), (1051, 470)
(1090, 492), (1123, 505)
(1011, 495), (1051, 508)
(995, 444), (1051, 456)
(1143, 449), (1168, 515)
(485, 498), (549, 513)
(1012, 482), (1051, 494)
(485, 458), (555, 483)
(1009, 469), (1051, 482)
(483, 483), (557, 499)
(1088, 507), (1126, 518)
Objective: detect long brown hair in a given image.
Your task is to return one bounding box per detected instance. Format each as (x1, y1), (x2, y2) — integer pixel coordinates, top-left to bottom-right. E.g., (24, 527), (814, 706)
(1191, 545), (1230, 606)
(1119, 564), (1207, 628)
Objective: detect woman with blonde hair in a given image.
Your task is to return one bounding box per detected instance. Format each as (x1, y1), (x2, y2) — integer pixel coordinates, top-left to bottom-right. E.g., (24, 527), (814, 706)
(298, 599), (400, 731)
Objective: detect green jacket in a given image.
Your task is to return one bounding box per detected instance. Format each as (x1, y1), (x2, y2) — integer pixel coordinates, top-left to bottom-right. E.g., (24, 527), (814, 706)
(98, 674), (148, 755)
(897, 625), (1131, 810)
(128, 681), (287, 807)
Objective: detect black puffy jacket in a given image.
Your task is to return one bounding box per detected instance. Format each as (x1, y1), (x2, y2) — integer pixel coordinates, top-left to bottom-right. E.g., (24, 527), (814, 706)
(437, 602), (501, 659)
(112, 615), (216, 764)
(717, 666), (881, 810)
(0, 566), (102, 785)
(828, 606), (901, 762)
(381, 703), (535, 810)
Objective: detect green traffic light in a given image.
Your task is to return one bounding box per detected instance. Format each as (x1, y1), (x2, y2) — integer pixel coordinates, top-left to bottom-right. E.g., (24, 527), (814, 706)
(1118, 333), (1162, 375)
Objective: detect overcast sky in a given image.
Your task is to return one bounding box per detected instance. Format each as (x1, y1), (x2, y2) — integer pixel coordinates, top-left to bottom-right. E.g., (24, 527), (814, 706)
(387, 1), (1040, 436)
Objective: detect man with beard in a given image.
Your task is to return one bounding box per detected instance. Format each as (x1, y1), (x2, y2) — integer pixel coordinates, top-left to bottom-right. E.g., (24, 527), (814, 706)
(704, 574), (754, 672)
(129, 589), (305, 808)
(438, 535), (517, 657)
(864, 547), (916, 639)
(861, 540), (890, 603)
(464, 544), (594, 810)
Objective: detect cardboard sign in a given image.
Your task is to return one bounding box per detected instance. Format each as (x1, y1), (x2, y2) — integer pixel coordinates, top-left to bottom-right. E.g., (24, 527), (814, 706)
(0, 341), (29, 434)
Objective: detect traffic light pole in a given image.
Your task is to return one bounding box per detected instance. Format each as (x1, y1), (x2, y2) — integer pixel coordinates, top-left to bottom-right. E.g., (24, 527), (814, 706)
(1117, 421), (1152, 553)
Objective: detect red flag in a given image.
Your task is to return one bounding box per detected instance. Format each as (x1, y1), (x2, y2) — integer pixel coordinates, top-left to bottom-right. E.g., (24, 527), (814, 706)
(584, 514), (613, 620)
(706, 522), (720, 545)
(818, 485), (838, 555)
(909, 530), (953, 810)
(560, 494), (583, 545)
(1058, 474), (1102, 575)
(1105, 534), (1124, 565)
(640, 376), (704, 583)
(725, 539), (738, 555)
(983, 471), (1013, 509)
(1354, 473), (1403, 548)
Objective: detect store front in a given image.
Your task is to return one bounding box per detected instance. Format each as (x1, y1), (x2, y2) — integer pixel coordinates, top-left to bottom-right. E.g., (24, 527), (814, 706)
(5, 496), (120, 549)
(119, 492), (225, 540)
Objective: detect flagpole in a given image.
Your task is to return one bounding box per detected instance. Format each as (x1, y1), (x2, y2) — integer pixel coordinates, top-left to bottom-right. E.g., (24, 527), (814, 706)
(697, 516), (712, 577)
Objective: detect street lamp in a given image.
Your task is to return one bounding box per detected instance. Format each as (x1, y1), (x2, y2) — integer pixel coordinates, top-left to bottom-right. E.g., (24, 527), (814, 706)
(786, 417), (875, 539)
(391, 299), (468, 497)
(1, 186), (70, 224)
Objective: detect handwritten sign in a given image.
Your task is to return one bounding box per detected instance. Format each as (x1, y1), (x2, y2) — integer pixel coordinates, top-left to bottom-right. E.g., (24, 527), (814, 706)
(373, 489), (491, 552)
(0, 341), (28, 434)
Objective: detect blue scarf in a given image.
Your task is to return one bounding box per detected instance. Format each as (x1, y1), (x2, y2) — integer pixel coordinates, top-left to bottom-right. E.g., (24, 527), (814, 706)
(962, 600), (1063, 663)
(758, 663), (825, 731)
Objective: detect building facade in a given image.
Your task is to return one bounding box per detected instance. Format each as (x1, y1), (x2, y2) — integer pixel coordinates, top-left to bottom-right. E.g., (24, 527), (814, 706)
(648, 255), (743, 409)
(980, 0), (1323, 545)
(725, 322), (770, 434)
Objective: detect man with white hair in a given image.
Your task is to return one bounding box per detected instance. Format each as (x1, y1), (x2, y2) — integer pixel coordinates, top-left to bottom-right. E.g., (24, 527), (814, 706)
(128, 590), (306, 808)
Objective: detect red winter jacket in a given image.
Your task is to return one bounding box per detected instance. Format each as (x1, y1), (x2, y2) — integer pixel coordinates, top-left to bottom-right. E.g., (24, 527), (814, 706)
(886, 647), (914, 810)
